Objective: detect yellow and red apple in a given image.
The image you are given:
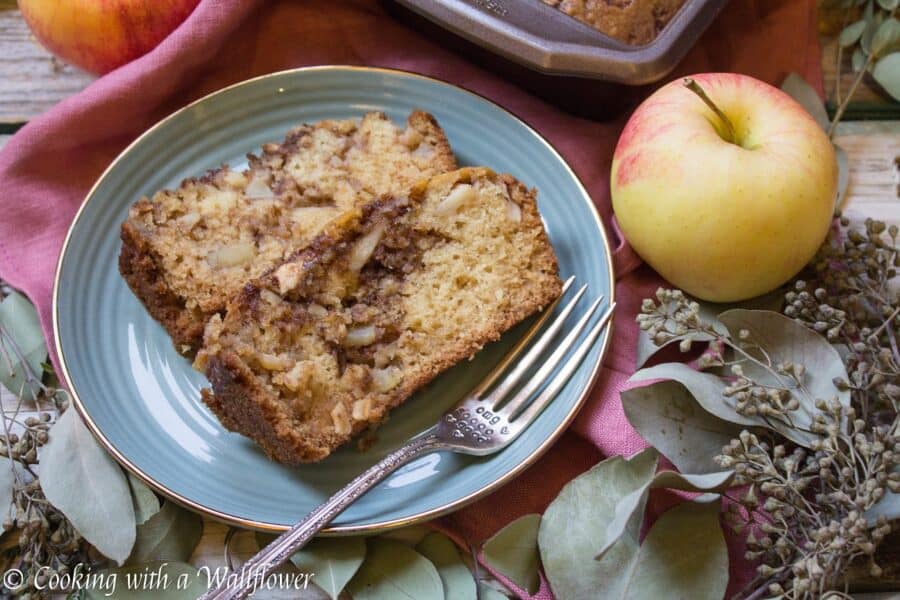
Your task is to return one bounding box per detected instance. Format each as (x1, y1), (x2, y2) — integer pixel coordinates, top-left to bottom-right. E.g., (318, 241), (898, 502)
(18, 0), (200, 75)
(611, 73), (837, 302)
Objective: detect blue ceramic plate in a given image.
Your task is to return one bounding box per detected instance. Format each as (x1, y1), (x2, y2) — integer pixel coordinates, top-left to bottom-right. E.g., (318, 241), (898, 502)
(53, 67), (614, 533)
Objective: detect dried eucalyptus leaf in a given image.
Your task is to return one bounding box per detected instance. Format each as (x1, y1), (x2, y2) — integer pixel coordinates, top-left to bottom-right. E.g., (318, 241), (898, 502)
(623, 499), (728, 600)
(240, 562), (325, 600)
(781, 73), (830, 129)
(872, 18), (900, 57)
(635, 331), (714, 370)
(0, 464), (15, 519)
(128, 473), (161, 526)
(840, 19), (868, 47)
(631, 363), (757, 426)
(477, 583), (510, 600)
(481, 514), (542, 594)
(873, 53), (900, 100)
(416, 532), (476, 600)
(378, 524), (432, 546)
(0, 291), (47, 400)
(835, 144), (850, 211)
(719, 309), (851, 437)
(862, 10), (884, 54)
(538, 451), (655, 599)
(127, 501), (203, 564)
(289, 536), (366, 600)
(84, 561), (207, 599)
(852, 47), (868, 71)
(346, 538), (443, 600)
(864, 490), (900, 521)
(632, 359), (818, 447)
(650, 470), (734, 491)
(594, 453), (733, 561)
(40, 408), (136, 563)
(622, 380), (743, 474)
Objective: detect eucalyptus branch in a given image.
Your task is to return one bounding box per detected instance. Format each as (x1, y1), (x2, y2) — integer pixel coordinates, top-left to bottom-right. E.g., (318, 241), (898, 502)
(829, 50), (876, 139)
(637, 216), (899, 599)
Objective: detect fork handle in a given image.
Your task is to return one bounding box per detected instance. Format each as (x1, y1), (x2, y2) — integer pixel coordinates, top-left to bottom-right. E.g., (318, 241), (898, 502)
(199, 429), (444, 600)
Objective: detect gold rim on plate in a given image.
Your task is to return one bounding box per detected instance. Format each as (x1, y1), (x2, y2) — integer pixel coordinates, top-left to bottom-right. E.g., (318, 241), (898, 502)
(51, 65), (616, 534)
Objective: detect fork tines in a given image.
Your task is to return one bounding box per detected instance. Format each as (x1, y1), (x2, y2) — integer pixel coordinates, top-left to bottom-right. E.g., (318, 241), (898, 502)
(474, 275), (614, 425)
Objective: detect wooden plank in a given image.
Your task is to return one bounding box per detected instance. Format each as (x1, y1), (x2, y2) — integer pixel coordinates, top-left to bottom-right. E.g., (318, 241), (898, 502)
(0, 2), (94, 125)
(835, 125), (900, 229)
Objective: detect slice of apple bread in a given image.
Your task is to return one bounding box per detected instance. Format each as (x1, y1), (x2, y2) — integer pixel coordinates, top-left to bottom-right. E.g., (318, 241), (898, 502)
(119, 111), (456, 354)
(194, 167), (562, 463)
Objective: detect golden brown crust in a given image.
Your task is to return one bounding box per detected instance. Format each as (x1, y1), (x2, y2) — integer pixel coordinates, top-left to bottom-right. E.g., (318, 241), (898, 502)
(119, 111), (457, 354)
(408, 110), (457, 173)
(198, 167), (561, 464)
(119, 220), (206, 353)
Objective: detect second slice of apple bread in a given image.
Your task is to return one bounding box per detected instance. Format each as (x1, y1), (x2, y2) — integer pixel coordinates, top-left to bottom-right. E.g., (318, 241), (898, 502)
(194, 167), (562, 463)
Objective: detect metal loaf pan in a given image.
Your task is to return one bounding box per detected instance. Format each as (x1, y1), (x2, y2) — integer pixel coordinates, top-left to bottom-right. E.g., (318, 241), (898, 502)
(394, 0), (728, 84)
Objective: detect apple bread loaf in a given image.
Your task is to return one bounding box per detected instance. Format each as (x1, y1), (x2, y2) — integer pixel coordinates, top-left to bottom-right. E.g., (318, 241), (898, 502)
(542, 0), (686, 45)
(119, 111), (456, 354)
(194, 167), (562, 463)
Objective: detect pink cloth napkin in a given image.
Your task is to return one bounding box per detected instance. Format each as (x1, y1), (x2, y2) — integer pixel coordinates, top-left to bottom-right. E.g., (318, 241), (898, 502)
(0, 1), (824, 597)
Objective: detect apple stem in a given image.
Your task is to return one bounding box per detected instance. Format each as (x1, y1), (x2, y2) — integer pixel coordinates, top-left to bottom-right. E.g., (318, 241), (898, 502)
(683, 78), (738, 145)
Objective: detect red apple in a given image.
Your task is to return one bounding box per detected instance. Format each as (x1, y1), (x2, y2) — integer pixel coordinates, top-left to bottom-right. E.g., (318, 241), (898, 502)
(18, 0), (201, 75)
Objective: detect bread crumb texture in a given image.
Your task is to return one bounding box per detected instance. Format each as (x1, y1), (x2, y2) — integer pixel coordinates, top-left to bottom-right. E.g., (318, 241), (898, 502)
(196, 167), (562, 463)
(541, 0), (686, 45)
(119, 111), (456, 352)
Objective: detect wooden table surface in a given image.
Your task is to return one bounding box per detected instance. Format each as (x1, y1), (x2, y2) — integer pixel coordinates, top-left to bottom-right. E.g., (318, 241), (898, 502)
(0, 2), (898, 597)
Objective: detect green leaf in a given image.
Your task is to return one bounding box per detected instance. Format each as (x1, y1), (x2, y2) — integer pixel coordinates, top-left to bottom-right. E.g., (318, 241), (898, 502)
(477, 583), (510, 600)
(481, 514), (542, 594)
(622, 500), (728, 600)
(631, 363), (758, 427)
(347, 538), (444, 600)
(39, 409), (136, 563)
(878, 0), (899, 9)
(862, 8), (884, 54)
(378, 524), (432, 546)
(287, 536), (366, 600)
(864, 490), (900, 521)
(128, 474), (161, 526)
(873, 53), (900, 101)
(538, 451), (656, 599)
(835, 144), (850, 211)
(872, 18), (900, 57)
(781, 73), (830, 129)
(632, 308), (850, 449)
(840, 20), (868, 47)
(416, 532), (476, 600)
(622, 380), (743, 474)
(853, 47), (868, 72)
(540, 463), (728, 600)
(0, 291), (47, 400)
(719, 309), (851, 438)
(635, 330), (716, 371)
(127, 501), (203, 564)
(594, 453), (733, 560)
(84, 561), (208, 599)
(0, 463), (19, 521)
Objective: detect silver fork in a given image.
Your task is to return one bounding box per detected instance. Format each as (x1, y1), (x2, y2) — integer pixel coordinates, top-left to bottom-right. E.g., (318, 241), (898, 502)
(200, 276), (614, 600)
